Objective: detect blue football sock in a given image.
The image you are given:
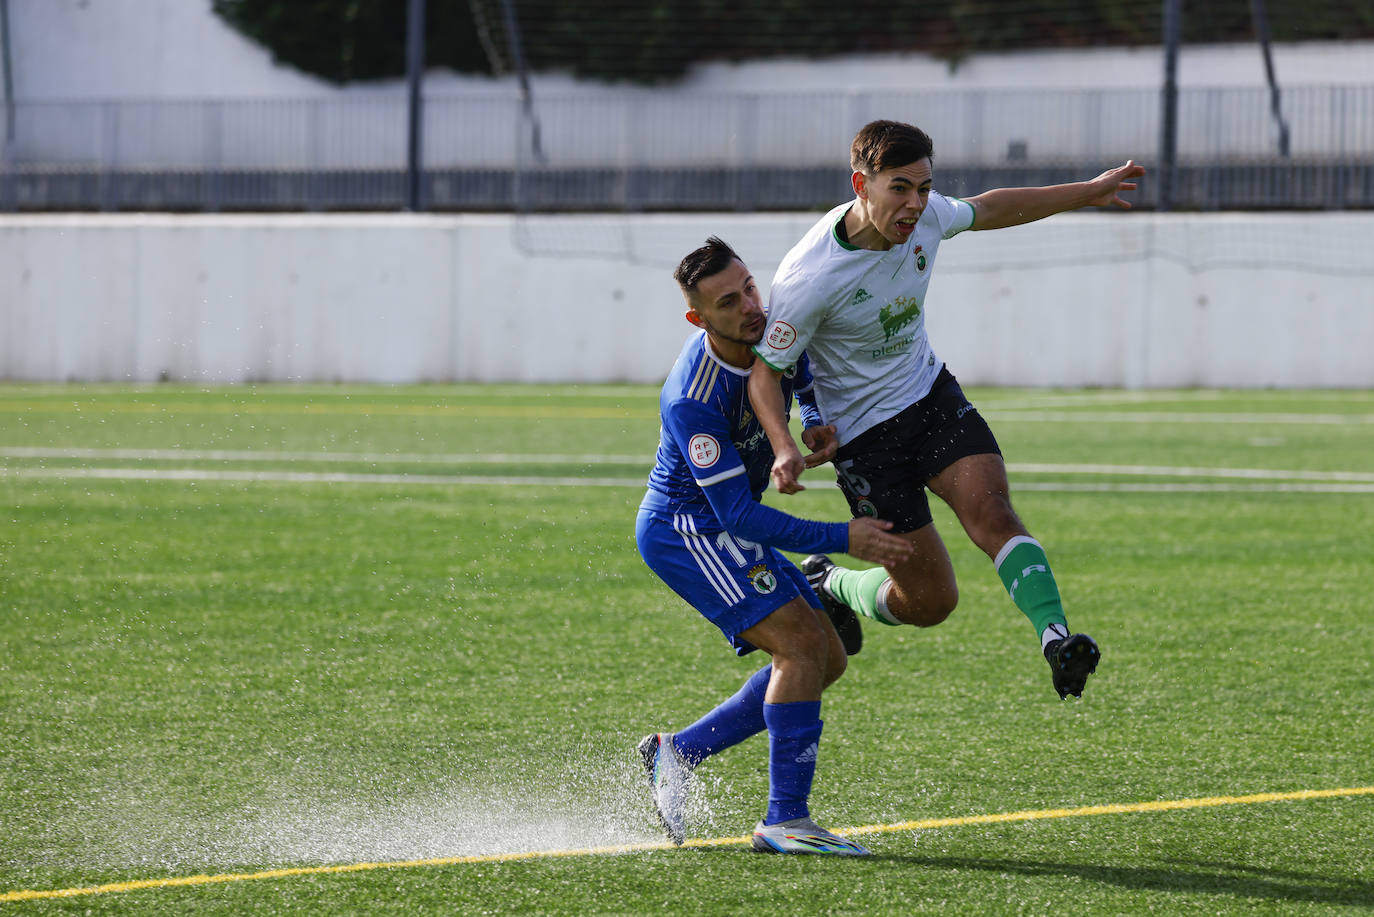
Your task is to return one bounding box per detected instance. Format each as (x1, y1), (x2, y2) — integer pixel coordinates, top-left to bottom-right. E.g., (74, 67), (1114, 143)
(762, 700), (823, 825)
(671, 665), (771, 766)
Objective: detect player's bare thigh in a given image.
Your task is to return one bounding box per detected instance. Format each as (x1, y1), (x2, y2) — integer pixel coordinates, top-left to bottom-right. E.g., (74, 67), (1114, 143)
(737, 596), (847, 701)
(882, 523), (959, 627)
(926, 453), (1028, 559)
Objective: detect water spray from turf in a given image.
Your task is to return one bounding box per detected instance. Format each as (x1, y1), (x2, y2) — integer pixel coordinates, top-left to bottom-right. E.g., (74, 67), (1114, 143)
(8, 739), (717, 874)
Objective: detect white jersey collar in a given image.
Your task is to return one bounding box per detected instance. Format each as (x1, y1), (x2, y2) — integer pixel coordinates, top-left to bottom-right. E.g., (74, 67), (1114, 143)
(699, 330), (753, 377)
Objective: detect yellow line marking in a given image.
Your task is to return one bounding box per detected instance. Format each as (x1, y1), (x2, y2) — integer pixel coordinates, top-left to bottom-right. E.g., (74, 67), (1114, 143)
(2, 786), (1370, 903)
(843, 786), (1374, 836)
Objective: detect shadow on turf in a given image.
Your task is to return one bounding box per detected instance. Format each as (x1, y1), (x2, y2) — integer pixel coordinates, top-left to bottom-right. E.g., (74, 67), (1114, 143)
(867, 855), (1374, 908)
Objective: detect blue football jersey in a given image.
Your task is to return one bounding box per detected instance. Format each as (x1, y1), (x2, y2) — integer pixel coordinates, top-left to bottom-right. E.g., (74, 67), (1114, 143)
(643, 331), (816, 514)
(638, 331), (845, 561)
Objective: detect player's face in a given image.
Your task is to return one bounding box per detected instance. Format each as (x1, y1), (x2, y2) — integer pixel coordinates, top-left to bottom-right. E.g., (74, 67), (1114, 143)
(856, 158), (933, 248)
(689, 259), (765, 347)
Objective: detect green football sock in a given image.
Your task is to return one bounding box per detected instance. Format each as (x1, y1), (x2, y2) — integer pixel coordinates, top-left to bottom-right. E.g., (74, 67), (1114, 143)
(827, 566), (902, 626)
(995, 536), (1068, 642)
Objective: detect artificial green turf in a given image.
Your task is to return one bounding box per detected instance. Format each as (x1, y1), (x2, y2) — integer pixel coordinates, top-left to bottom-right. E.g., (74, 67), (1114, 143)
(1, 384), (1370, 914)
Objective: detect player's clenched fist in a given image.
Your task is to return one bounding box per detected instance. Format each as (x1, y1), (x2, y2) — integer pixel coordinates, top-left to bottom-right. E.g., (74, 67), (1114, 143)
(770, 445), (807, 494)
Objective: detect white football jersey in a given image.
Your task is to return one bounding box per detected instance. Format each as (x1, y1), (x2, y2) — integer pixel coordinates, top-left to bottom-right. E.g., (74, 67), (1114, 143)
(754, 191), (975, 445)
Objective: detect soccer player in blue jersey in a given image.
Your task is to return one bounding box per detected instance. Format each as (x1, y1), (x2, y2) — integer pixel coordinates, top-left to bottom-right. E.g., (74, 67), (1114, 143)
(748, 120), (1145, 699)
(635, 236), (913, 856)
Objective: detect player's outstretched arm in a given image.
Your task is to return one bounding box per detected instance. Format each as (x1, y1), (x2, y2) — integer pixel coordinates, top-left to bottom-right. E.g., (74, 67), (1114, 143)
(846, 517), (914, 567)
(747, 360), (807, 494)
(967, 160), (1146, 231)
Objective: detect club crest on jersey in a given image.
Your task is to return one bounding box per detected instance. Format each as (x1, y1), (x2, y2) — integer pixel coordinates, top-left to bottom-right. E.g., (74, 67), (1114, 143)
(687, 434), (721, 468)
(879, 296), (921, 342)
(748, 564), (778, 595)
(766, 321), (797, 351)
(913, 245), (928, 272)
(857, 499), (878, 518)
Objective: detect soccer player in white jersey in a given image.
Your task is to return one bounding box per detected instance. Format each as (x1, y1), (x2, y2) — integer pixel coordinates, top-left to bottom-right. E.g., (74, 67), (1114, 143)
(635, 237), (912, 854)
(748, 120), (1145, 699)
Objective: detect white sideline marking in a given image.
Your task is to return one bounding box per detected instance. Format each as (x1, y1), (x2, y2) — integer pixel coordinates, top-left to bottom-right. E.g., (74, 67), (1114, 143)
(1009, 462), (1374, 483)
(0, 447), (646, 465)
(4, 465), (1374, 493)
(3, 395), (1373, 425)
(980, 390), (1374, 410)
(1014, 482), (1374, 493)
(0, 384), (656, 399)
(982, 410), (1374, 425)
(0, 466), (646, 488)
(3, 448), (1372, 483)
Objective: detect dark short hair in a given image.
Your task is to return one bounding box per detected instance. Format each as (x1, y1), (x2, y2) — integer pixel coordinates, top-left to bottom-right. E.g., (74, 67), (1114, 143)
(673, 236), (742, 294)
(850, 120), (935, 175)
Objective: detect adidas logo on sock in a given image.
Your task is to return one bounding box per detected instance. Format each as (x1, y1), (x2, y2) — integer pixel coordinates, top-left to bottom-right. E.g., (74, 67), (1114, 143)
(794, 742), (818, 764)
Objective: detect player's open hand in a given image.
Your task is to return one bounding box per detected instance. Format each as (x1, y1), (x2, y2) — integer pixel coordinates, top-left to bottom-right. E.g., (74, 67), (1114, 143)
(801, 424), (839, 468)
(845, 517), (914, 566)
(1087, 159), (1146, 209)
(770, 443), (807, 494)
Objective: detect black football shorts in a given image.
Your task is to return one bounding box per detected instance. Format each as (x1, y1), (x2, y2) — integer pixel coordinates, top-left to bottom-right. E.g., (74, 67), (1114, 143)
(831, 366), (1001, 533)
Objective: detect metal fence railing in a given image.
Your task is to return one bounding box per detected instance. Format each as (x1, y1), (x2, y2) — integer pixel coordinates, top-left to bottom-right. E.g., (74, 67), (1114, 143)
(2, 84), (1371, 212)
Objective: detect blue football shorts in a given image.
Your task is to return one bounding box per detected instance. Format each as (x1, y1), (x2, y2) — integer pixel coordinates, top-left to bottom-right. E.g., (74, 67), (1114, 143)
(635, 506), (819, 656)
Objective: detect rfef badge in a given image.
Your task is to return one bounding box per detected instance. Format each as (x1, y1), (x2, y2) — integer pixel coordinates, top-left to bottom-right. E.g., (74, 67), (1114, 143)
(765, 321), (797, 351)
(688, 434), (721, 468)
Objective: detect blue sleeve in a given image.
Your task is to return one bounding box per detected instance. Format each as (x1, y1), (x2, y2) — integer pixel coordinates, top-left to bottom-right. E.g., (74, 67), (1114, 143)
(666, 394), (847, 555)
(663, 395), (746, 486)
(702, 472), (848, 555)
(793, 352), (824, 430)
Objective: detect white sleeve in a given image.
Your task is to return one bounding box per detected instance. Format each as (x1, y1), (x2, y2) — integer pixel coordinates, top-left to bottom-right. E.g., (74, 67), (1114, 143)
(930, 191), (976, 240)
(753, 265), (828, 373)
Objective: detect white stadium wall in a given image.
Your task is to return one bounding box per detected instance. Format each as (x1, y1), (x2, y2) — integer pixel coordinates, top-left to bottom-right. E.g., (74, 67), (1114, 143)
(1, 212), (1370, 388)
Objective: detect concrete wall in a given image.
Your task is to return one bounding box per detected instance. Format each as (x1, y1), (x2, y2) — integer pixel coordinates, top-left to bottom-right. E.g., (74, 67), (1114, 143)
(2, 212), (1369, 387)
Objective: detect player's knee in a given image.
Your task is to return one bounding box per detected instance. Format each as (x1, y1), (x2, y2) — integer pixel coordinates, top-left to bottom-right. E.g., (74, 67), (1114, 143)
(916, 589), (959, 627)
(891, 582), (959, 627)
(969, 500), (1025, 553)
(772, 614), (830, 670)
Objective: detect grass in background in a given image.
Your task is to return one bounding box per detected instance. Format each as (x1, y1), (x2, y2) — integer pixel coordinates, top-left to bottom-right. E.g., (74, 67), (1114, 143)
(1, 384), (1371, 914)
